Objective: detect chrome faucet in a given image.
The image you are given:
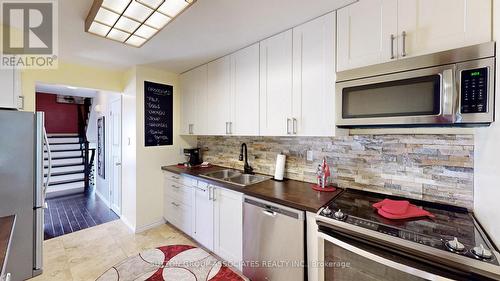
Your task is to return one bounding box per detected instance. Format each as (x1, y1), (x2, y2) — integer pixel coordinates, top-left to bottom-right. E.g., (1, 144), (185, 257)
(239, 143), (254, 174)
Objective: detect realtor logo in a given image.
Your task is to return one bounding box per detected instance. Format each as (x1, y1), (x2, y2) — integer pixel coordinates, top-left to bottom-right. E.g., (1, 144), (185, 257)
(1, 0), (58, 69)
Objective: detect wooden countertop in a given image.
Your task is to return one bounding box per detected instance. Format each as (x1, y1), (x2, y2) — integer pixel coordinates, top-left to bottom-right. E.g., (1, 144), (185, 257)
(162, 165), (342, 213)
(0, 215), (15, 277)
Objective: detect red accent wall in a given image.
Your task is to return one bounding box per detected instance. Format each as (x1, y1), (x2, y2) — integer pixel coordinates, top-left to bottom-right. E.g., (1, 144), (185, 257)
(36, 93), (79, 134)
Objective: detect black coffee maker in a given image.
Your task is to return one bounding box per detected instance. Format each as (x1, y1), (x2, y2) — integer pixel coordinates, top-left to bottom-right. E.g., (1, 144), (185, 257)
(184, 148), (202, 166)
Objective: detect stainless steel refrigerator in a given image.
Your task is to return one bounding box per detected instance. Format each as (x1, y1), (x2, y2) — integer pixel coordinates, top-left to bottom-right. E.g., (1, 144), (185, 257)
(0, 111), (49, 281)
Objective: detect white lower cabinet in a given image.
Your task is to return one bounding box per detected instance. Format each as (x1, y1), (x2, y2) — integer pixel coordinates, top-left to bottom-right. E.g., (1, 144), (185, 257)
(193, 182), (215, 250)
(214, 186), (244, 270)
(163, 173), (243, 270)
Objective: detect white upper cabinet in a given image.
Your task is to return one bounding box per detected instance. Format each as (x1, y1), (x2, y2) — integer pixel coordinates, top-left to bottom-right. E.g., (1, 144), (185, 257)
(206, 56), (231, 135)
(230, 43), (260, 136)
(0, 67), (22, 110)
(337, 0), (492, 71)
(398, 0), (491, 59)
(180, 65), (207, 135)
(337, 0), (398, 71)
(259, 30), (293, 136)
(292, 12), (337, 136)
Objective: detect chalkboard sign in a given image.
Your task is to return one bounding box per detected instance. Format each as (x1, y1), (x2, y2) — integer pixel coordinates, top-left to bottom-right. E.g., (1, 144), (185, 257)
(144, 81), (173, 146)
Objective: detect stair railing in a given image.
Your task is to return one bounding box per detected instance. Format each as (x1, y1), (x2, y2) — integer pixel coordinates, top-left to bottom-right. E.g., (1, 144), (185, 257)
(78, 98), (93, 190)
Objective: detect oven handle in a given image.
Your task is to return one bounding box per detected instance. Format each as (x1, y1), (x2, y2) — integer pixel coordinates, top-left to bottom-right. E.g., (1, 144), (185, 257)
(441, 68), (455, 118)
(318, 232), (454, 281)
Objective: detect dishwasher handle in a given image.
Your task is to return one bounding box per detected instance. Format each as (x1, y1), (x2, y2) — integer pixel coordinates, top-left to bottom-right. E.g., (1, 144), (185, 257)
(262, 209), (277, 217)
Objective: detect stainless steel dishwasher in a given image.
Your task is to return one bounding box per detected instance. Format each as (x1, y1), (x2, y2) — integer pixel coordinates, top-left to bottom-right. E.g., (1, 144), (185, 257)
(243, 196), (305, 281)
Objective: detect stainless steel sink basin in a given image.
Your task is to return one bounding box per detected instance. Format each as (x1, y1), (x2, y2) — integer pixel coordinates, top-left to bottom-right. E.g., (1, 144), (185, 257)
(228, 174), (270, 186)
(200, 169), (270, 187)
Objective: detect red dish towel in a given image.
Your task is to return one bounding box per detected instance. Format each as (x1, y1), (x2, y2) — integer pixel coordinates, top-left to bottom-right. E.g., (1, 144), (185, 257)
(373, 199), (435, 219)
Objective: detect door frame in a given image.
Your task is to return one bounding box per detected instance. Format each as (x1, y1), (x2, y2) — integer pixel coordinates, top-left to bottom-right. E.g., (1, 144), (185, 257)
(108, 96), (122, 215)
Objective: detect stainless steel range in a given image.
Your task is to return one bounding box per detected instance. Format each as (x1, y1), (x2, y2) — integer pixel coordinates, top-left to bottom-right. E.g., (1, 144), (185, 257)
(316, 189), (500, 281)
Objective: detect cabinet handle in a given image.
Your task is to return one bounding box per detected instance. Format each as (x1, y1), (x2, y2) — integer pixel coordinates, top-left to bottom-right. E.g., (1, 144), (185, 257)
(225, 122), (229, 135)
(208, 186), (212, 200)
(292, 118), (297, 134)
(401, 31), (407, 57)
(188, 124), (193, 134)
(390, 34), (395, 59)
(229, 122), (233, 135)
(171, 184), (180, 189)
(211, 186), (216, 201)
(18, 96), (24, 110)
(286, 118), (291, 135)
(172, 175), (180, 180)
(171, 202), (180, 207)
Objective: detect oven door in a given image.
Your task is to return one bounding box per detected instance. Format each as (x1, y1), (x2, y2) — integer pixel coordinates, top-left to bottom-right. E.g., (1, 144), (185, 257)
(317, 230), (465, 281)
(336, 65), (456, 127)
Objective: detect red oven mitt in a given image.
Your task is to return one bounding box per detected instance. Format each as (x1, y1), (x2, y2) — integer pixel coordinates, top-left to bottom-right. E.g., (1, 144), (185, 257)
(373, 199), (435, 219)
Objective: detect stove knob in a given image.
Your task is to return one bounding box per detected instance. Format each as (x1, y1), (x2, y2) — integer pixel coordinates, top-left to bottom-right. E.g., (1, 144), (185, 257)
(321, 206), (332, 216)
(334, 209), (345, 220)
(472, 244), (493, 259)
(446, 237), (465, 252)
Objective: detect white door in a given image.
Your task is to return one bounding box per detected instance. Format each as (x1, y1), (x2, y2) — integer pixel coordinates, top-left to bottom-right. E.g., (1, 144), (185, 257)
(230, 43), (260, 136)
(109, 98), (122, 215)
(259, 29), (293, 136)
(0, 67), (16, 109)
(206, 56), (231, 135)
(193, 185), (214, 250)
(337, 0), (398, 71)
(214, 187), (243, 270)
(398, 0), (491, 59)
(292, 12), (336, 136)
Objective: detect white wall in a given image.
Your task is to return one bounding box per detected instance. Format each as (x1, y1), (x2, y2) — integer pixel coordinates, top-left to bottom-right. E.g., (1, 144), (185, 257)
(87, 91), (121, 206)
(474, 1), (500, 247)
(121, 69), (138, 230)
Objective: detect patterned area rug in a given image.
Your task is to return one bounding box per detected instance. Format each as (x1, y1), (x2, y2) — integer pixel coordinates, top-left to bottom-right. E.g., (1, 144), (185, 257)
(96, 245), (246, 281)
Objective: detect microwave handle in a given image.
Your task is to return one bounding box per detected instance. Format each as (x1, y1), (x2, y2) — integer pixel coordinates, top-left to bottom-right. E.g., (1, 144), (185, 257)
(441, 69), (455, 117)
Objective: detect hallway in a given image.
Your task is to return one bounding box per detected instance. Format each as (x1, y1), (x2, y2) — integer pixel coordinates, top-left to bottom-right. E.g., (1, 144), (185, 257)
(44, 188), (119, 240)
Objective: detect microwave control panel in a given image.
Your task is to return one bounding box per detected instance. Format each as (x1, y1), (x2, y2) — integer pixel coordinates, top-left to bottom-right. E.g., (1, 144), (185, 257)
(461, 67), (488, 114)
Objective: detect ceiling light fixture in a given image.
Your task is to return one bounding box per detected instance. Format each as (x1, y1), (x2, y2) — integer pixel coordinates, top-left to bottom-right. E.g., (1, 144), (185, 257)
(85, 0), (196, 48)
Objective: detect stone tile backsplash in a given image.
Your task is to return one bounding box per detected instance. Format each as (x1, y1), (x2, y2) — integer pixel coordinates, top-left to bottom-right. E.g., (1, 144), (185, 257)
(198, 135), (474, 208)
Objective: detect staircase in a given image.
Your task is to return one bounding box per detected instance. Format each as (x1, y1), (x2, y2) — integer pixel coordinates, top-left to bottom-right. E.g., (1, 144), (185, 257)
(44, 97), (95, 198)
(44, 134), (86, 198)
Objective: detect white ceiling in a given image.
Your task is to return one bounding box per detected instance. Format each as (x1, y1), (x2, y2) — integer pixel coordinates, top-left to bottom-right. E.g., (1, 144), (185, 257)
(36, 83), (98, 97)
(60, 0), (356, 73)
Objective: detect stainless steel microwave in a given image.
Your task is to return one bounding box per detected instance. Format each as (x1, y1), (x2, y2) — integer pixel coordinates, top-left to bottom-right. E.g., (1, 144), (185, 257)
(336, 42), (495, 128)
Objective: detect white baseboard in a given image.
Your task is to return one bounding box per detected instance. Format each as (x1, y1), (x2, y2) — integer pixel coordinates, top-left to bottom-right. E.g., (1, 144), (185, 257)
(95, 188), (110, 208)
(120, 216), (136, 233)
(135, 218), (166, 234)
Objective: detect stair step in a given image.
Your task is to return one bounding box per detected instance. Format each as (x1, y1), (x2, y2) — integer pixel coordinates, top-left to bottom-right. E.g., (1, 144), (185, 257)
(45, 150), (82, 158)
(46, 181), (85, 199)
(47, 133), (79, 137)
(46, 173), (84, 183)
(46, 143), (82, 151)
(45, 164), (85, 174)
(47, 137), (81, 144)
(49, 158), (83, 166)
(48, 178), (85, 186)
(45, 170), (85, 177)
(44, 156), (84, 161)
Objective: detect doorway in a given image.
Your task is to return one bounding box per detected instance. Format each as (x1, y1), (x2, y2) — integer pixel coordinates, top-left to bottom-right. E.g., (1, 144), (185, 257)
(36, 83), (122, 239)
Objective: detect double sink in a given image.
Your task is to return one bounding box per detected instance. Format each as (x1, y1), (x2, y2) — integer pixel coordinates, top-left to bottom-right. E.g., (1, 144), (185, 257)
(200, 169), (270, 187)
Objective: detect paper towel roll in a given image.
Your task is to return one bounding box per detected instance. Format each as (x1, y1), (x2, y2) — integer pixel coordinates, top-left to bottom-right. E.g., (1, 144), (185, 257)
(274, 154), (286, 181)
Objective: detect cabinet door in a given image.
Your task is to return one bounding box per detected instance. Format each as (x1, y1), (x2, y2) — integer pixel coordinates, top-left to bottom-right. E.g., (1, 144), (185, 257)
(231, 43), (260, 136)
(206, 56), (231, 135)
(180, 69), (197, 135)
(259, 30), (293, 136)
(0, 67), (16, 109)
(292, 12), (336, 136)
(193, 186), (214, 250)
(214, 187), (243, 270)
(398, 0), (491, 58)
(180, 65), (207, 135)
(337, 0), (398, 71)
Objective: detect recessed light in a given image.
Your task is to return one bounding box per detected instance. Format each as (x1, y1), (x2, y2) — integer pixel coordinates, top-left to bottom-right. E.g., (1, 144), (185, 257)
(67, 86), (78, 90)
(86, 0), (196, 47)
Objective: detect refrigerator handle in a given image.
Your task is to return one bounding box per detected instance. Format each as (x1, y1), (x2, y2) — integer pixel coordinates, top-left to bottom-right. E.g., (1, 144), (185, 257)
(43, 127), (51, 198)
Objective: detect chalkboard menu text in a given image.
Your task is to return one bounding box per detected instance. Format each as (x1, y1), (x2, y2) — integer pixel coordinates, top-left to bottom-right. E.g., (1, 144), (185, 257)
(144, 81), (173, 146)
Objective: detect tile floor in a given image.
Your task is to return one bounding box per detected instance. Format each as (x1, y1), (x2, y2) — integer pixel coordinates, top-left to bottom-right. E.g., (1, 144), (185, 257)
(44, 191), (119, 240)
(32, 220), (197, 281)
